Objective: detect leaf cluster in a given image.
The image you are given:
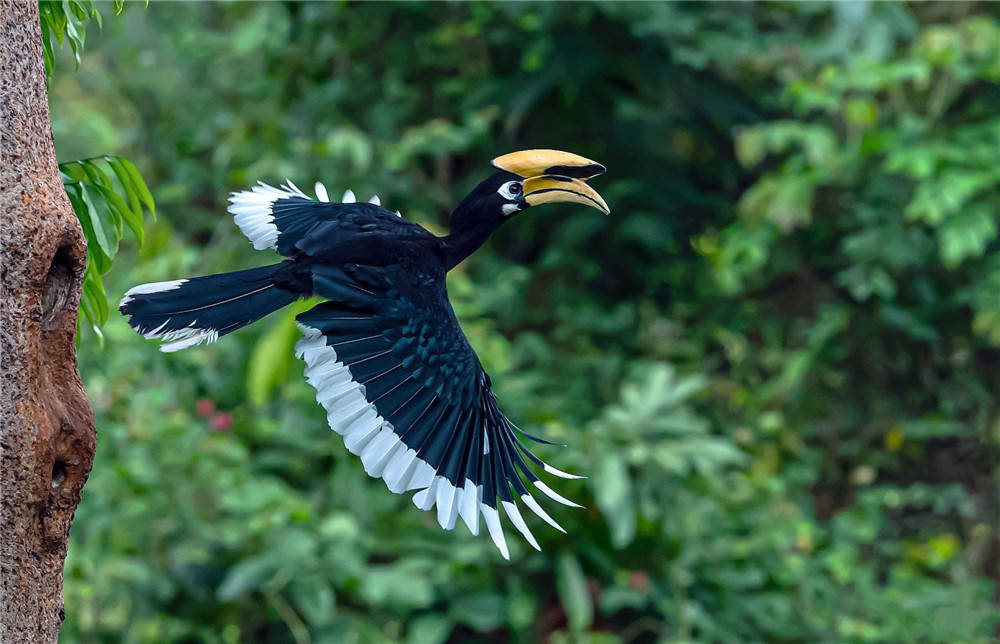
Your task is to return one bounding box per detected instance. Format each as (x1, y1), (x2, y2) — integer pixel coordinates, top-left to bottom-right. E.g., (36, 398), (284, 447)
(61, 156), (154, 337)
(39, 0), (123, 76)
(41, 1), (154, 339)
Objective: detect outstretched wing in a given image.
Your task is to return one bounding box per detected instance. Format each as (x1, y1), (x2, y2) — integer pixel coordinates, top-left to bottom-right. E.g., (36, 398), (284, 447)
(227, 180), (404, 256)
(294, 263), (581, 558)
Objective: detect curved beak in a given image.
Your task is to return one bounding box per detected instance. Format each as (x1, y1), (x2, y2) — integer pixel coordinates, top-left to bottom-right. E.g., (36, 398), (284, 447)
(491, 149), (610, 215)
(522, 176), (610, 215)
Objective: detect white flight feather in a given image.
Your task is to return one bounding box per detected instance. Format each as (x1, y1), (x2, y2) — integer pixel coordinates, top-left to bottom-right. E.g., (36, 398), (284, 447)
(120, 279), (186, 307)
(295, 321), (579, 558)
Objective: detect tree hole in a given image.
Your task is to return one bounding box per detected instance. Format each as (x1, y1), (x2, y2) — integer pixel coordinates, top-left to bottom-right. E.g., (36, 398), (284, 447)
(51, 460), (67, 488)
(42, 246), (74, 328)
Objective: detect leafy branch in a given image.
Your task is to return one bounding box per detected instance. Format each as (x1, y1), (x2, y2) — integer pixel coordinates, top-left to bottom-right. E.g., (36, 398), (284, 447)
(40, 0), (157, 340)
(61, 157), (155, 338)
(38, 0), (125, 76)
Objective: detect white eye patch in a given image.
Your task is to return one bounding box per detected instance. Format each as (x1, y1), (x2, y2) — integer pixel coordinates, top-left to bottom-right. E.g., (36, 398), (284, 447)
(497, 180), (523, 201)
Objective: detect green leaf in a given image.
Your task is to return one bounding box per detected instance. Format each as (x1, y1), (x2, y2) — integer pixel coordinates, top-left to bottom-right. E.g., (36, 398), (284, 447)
(217, 556), (280, 601)
(95, 182), (143, 246)
(40, 15), (55, 77)
(60, 160), (89, 183)
(79, 159), (113, 190)
(62, 153), (154, 339)
(406, 615), (452, 644)
(91, 181), (129, 233)
(593, 453), (635, 548)
(106, 156), (144, 218)
(247, 300), (319, 404)
(556, 552), (592, 633)
(449, 592), (503, 632)
(80, 183), (118, 259)
(78, 266), (100, 329)
(290, 576), (336, 625)
(82, 263), (109, 327)
(118, 157), (156, 217)
(938, 207), (997, 269)
(66, 183), (110, 273)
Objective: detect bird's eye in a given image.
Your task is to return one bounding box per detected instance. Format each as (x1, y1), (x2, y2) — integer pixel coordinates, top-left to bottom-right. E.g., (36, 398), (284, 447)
(498, 181), (523, 200)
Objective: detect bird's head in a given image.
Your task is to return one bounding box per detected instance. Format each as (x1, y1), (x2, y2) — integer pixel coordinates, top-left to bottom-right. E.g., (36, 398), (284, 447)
(443, 149), (608, 268)
(449, 149), (609, 230)
(490, 149), (610, 217)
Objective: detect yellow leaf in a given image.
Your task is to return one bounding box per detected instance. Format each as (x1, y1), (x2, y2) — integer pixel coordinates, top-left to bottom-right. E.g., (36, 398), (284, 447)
(885, 424), (904, 451)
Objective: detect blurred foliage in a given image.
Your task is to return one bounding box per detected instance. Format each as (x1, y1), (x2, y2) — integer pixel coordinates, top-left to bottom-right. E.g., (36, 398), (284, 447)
(47, 2), (999, 643)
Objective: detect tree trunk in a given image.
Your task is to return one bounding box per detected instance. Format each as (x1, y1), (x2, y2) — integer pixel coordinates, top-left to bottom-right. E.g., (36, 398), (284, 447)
(1, 1), (97, 642)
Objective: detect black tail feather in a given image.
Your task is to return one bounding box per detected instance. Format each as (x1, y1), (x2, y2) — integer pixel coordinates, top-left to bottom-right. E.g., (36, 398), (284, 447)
(120, 263), (299, 352)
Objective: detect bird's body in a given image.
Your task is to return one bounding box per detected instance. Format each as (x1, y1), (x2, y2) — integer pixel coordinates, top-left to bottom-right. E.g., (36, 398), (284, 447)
(120, 150), (608, 558)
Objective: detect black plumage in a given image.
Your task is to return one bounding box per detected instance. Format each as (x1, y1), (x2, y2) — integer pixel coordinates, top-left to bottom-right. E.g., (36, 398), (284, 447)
(120, 150), (608, 558)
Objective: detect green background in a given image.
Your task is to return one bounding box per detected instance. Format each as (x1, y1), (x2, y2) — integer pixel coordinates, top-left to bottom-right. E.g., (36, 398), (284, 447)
(49, 3), (999, 642)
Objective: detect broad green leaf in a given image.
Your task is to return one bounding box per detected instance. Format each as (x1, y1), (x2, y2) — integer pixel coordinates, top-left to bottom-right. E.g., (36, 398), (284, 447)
(66, 183), (111, 273)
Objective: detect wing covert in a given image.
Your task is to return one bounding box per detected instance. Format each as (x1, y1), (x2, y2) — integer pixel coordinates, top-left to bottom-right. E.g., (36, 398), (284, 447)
(227, 180), (401, 256)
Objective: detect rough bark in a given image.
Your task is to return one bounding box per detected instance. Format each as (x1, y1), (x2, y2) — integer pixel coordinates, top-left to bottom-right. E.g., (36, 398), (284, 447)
(1, 1), (97, 642)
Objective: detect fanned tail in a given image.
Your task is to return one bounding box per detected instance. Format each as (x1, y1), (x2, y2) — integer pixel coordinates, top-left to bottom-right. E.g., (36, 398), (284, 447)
(119, 263), (299, 352)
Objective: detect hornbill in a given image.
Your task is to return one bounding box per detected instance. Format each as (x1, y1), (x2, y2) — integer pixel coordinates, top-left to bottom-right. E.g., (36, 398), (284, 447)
(120, 149), (609, 558)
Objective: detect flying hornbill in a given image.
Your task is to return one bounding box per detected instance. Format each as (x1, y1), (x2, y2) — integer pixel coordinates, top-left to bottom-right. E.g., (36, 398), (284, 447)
(120, 149), (609, 558)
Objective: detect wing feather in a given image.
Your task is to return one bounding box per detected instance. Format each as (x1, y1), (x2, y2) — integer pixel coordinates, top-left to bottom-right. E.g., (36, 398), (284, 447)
(293, 263), (579, 558)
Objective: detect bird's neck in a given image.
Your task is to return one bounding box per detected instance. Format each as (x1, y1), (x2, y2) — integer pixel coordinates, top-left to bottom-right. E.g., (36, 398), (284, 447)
(441, 225), (495, 271)
(440, 204), (500, 270)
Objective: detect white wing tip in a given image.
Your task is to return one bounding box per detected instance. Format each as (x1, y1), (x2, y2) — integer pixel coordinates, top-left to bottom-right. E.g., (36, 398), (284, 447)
(228, 181), (294, 250)
(153, 326), (219, 352)
(120, 279), (188, 308)
(481, 505), (510, 559)
(459, 480), (481, 536)
(534, 480), (583, 508)
(502, 500), (540, 551)
(544, 463), (586, 480)
(520, 493), (566, 533)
